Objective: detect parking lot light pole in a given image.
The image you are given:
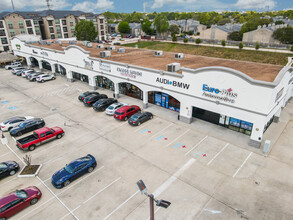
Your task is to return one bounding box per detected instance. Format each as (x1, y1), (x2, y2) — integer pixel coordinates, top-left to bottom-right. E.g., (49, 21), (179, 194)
(137, 180), (171, 220)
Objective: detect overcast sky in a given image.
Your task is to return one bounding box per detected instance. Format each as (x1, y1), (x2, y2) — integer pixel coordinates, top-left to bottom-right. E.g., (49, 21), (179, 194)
(0, 0), (292, 13)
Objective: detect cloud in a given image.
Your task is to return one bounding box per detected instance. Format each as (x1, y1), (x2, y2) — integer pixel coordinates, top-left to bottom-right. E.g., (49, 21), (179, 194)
(151, 0), (197, 9)
(72, 0), (114, 12)
(0, 0), (71, 11)
(150, 0), (229, 10)
(234, 0), (276, 10)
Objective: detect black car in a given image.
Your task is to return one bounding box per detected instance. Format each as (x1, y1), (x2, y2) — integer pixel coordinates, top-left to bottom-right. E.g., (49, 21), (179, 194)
(128, 112), (153, 126)
(78, 91), (99, 101)
(83, 94), (108, 106)
(0, 161), (19, 179)
(93, 98), (117, 111)
(9, 118), (45, 137)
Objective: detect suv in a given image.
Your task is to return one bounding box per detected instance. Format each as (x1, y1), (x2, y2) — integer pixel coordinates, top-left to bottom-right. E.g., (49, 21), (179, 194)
(11, 67), (25, 74)
(28, 72), (43, 81)
(36, 74), (56, 83)
(22, 69), (35, 78)
(93, 98), (117, 111)
(113, 105), (141, 121)
(83, 94), (108, 107)
(5, 62), (21, 70)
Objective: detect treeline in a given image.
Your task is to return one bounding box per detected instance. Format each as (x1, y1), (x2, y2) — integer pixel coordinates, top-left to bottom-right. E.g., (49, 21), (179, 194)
(104, 10), (293, 27)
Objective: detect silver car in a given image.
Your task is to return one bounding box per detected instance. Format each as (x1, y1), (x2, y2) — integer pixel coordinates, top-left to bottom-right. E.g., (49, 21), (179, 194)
(0, 116), (34, 131)
(105, 103), (127, 116)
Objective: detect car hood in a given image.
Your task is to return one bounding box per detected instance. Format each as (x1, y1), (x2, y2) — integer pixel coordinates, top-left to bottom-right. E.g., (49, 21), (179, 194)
(25, 186), (41, 197)
(52, 127), (64, 133)
(52, 168), (71, 183)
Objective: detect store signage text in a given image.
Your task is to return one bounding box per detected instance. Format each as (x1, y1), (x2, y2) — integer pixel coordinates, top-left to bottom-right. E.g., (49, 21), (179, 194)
(83, 59), (93, 70)
(202, 84), (238, 103)
(117, 67), (142, 78)
(32, 49), (38, 54)
(41, 51), (48, 56)
(100, 63), (111, 72)
(156, 77), (190, 90)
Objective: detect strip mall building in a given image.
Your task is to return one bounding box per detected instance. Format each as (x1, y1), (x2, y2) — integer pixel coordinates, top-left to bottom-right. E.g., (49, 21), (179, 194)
(11, 37), (293, 148)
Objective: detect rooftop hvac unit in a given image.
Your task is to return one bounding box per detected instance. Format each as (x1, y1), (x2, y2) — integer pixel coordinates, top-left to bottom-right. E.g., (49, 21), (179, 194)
(87, 43), (93, 48)
(175, 53), (184, 59)
(47, 42), (52, 45)
(69, 41), (77, 45)
(117, 48), (125, 53)
(97, 44), (104, 49)
(110, 46), (115, 50)
(82, 41), (90, 46)
(167, 63), (180, 72)
(154, 51), (163, 56)
(59, 42), (62, 46)
(100, 51), (111, 58)
(40, 40), (47, 45)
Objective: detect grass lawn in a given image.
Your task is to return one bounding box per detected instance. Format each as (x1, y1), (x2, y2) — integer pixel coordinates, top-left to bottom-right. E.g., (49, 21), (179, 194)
(123, 41), (291, 66)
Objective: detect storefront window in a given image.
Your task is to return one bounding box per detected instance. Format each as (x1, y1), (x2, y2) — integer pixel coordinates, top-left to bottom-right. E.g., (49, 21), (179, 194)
(119, 83), (142, 100)
(151, 92), (180, 112)
(72, 72), (88, 83)
(96, 76), (114, 91)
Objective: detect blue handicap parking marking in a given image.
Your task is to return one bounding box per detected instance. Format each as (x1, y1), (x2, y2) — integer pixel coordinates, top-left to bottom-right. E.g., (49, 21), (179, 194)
(8, 106), (18, 110)
(140, 128), (150, 134)
(1, 101), (9, 104)
(156, 135), (165, 141)
(193, 150), (207, 158)
(173, 142), (184, 149)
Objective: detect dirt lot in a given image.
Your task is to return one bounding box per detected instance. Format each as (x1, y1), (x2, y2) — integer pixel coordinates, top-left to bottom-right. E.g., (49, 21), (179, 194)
(0, 67), (293, 220)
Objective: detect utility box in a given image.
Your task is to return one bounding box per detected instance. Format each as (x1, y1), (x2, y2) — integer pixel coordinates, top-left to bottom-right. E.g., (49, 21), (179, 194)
(263, 140), (271, 154)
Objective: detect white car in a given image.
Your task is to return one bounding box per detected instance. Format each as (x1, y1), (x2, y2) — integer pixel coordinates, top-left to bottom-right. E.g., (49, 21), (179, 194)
(36, 74), (56, 83)
(105, 102), (127, 116)
(22, 69), (35, 78)
(5, 62), (22, 70)
(0, 116), (34, 131)
(11, 67), (25, 74)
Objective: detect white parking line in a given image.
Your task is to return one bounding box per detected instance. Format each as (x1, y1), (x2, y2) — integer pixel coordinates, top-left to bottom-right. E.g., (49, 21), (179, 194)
(5, 144), (25, 165)
(150, 123), (173, 139)
(60, 177), (121, 220)
(134, 118), (157, 132)
(12, 137), (16, 142)
(166, 129), (190, 147)
(207, 143), (229, 166)
(154, 158), (195, 197)
(0, 177), (17, 186)
(32, 140), (66, 156)
(233, 152), (253, 178)
(103, 190), (140, 220)
(185, 136), (208, 156)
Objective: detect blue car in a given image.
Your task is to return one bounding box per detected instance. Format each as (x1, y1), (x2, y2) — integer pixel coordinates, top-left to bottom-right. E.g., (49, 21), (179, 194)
(51, 154), (97, 188)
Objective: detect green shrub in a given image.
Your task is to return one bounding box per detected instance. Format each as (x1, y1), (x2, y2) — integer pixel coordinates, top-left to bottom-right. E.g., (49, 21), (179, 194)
(172, 34), (177, 42)
(255, 43), (260, 50)
(291, 45), (293, 52)
(121, 33), (124, 38)
(221, 40), (226, 47)
(183, 38), (188, 43)
(195, 38), (202, 44)
(239, 42), (243, 49)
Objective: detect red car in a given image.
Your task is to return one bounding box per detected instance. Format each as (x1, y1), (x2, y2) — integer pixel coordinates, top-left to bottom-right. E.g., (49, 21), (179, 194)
(113, 105), (141, 121)
(0, 186), (42, 219)
(16, 127), (64, 151)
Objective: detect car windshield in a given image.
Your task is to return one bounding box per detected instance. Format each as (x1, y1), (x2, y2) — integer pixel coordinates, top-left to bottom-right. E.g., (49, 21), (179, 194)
(0, 163), (8, 169)
(131, 115), (139, 120)
(108, 106), (114, 110)
(15, 190), (28, 199)
(115, 112), (124, 115)
(19, 123), (26, 128)
(65, 164), (75, 174)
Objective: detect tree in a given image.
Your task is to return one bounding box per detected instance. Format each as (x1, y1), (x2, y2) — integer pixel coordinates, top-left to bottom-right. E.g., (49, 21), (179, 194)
(74, 20), (98, 41)
(169, 24), (179, 36)
(195, 38), (202, 44)
(153, 15), (169, 35)
(275, 20), (285, 25)
(239, 42), (243, 49)
(255, 42), (260, 50)
(221, 40), (226, 46)
(142, 20), (154, 35)
(172, 34), (177, 42)
(272, 27), (293, 44)
(183, 38), (188, 43)
(118, 21), (130, 34)
(228, 31), (242, 41)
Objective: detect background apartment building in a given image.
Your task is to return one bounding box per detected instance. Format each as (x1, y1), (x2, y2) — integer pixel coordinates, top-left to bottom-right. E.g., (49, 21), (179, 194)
(0, 10), (107, 52)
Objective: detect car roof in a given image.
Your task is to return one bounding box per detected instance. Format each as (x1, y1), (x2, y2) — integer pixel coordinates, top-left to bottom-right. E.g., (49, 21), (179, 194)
(4, 116), (25, 123)
(34, 127), (51, 134)
(21, 118), (41, 123)
(68, 156), (91, 167)
(0, 192), (18, 207)
(115, 105), (131, 112)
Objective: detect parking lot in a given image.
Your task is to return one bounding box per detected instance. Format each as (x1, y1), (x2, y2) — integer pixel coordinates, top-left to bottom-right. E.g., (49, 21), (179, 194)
(1, 67), (293, 220)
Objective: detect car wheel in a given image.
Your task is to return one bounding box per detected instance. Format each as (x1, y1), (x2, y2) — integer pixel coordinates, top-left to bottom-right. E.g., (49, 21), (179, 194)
(52, 77), (55, 80)
(29, 145), (36, 151)
(30, 198), (38, 205)
(88, 166), (94, 173)
(8, 127), (12, 131)
(150, 115), (153, 119)
(138, 122), (141, 126)
(17, 132), (22, 137)
(9, 170), (16, 176)
(64, 180), (70, 187)
(56, 134), (62, 139)
(38, 124), (42, 128)
(0, 217), (6, 220)
(41, 80), (44, 83)
(124, 116), (128, 121)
